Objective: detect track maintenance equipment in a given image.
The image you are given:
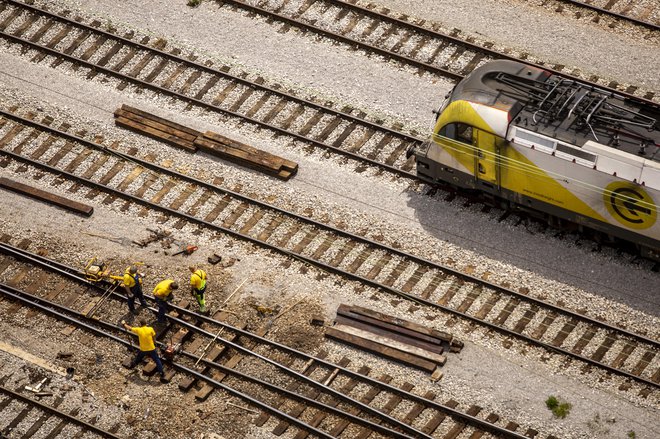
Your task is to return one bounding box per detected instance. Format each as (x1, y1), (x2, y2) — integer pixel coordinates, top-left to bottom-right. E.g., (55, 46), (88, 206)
(161, 341), (182, 362)
(83, 258), (143, 317)
(84, 257), (126, 283)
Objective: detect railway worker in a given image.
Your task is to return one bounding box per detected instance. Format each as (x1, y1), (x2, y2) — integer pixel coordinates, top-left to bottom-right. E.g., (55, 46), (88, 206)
(123, 265), (147, 315)
(122, 319), (165, 381)
(153, 279), (178, 323)
(188, 266), (208, 314)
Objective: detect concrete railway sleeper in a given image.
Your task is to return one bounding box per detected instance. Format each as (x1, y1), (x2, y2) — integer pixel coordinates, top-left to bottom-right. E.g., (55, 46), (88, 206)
(0, 0), (656, 184)
(196, 0), (657, 101)
(0, 108), (659, 391)
(0, 384), (122, 438)
(0, 0), (424, 178)
(551, 0), (660, 31)
(0, 245), (531, 439)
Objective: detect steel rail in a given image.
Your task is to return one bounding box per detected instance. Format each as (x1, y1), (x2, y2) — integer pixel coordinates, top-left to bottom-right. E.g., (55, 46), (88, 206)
(0, 242), (524, 439)
(215, 0), (464, 79)
(210, 0), (659, 107)
(0, 385), (121, 439)
(0, 282), (411, 439)
(0, 0), (422, 178)
(556, 0), (660, 31)
(2, 0), (413, 141)
(1, 110), (657, 350)
(1, 125), (658, 389)
(167, 312), (525, 439)
(0, 242), (526, 439)
(3, 0), (657, 143)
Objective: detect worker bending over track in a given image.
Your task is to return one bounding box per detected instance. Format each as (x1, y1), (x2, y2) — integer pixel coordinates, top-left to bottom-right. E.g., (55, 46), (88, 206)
(153, 279), (178, 323)
(188, 266), (208, 314)
(122, 319), (165, 381)
(123, 265), (147, 315)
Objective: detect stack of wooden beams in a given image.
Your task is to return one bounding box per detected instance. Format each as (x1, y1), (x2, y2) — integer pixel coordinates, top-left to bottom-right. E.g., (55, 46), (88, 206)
(114, 105), (200, 152)
(325, 304), (462, 374)
(194, 131), (298, 181)
(113, 105), (298, 180)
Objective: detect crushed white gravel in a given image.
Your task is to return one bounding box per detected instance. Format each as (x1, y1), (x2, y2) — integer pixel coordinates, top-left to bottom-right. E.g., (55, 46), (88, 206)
(0, 0), (658, 438)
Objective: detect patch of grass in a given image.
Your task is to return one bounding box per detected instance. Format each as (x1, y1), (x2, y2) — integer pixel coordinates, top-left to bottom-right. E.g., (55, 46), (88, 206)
(187, 0), (202, 7)
(545, 395), (571, 418)
(627, 431), (635, 439)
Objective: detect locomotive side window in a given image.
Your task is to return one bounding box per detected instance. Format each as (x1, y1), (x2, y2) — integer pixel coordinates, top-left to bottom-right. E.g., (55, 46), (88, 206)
(456, 124), (473, 143)
(439, 123), (473, 144)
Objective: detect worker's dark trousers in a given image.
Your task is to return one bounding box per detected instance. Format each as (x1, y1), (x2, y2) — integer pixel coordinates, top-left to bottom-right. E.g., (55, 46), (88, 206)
(155, 297), (168, 323)
(127, 286), (148, 312)
(130, 349), (163, 374)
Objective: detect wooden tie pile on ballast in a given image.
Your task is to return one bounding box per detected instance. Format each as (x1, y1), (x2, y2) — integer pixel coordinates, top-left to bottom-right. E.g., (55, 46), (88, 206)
(325, 304), (463, 378)
(114, 105), (298, 180)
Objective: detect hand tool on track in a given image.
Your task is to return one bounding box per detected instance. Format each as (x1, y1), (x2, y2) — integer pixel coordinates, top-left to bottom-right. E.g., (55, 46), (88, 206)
(172, 245), (198, 256)
(25, 378), (47, 393)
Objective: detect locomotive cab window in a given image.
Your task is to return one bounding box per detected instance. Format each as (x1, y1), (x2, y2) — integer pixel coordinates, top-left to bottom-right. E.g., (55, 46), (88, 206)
(439, 123), (473, 144)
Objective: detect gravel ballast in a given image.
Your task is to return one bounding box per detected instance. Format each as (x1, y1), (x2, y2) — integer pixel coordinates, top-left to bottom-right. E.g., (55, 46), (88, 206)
(0, 1), (658, 438)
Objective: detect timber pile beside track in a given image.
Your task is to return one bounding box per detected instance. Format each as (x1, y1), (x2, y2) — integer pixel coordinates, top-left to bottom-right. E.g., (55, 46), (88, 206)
(0, 0), (657, 185)
(0, 108), (658, 395)
(0, 241), (543, 439)
(0, 0), (422, 178)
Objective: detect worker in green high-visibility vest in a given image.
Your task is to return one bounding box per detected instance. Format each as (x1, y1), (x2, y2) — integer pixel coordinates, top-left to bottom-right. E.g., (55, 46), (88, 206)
(188, 266), (208, 314)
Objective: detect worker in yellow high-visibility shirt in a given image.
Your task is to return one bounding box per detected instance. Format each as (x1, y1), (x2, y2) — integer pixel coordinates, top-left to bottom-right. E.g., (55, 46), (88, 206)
(188, 266), (208, 314)
(153, 279), (178, 323)
(122, 318), (165, 381)
(123, 265), (147, 315)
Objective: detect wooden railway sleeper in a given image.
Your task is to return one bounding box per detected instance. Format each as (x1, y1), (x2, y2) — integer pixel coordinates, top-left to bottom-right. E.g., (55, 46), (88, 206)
(0, 282), (424, 439)
(0, 243), (532, 438)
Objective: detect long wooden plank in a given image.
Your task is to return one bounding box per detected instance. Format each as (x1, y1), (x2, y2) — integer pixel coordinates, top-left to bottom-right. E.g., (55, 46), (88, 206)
(335, 314), (445, 355)
(114, 105), (297, 180)
(340, 304), (452, 342)
(0, 177), (93, 216)
(337, 307), (446, 346)
(115, 108), (199, 141)
(325, 326), (438, 372)
(194, 137), (294, 180)
(115, 116), (196, 152)
(194, 136), (283, 170)
(333, 324), (446, 365)
(120, 105), (201, 138)
(204, 131), (298, 172)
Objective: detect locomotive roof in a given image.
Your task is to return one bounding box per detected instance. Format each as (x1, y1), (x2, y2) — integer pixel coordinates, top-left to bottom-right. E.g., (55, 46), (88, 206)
(450, 60), (660, 164)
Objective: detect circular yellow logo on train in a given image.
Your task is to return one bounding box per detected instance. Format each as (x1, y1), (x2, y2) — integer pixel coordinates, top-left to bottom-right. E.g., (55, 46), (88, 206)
(604, 182), (657, 230)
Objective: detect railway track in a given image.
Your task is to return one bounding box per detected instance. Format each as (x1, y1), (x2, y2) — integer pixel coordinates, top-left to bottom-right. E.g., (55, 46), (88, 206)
(0, 383), (121, 438)
(552, 0), (660, 31)
(1, 107), (659, 395)
(0, 0), (657, 189)
(0, 241), (540, 439)
(208, 0), (658, 102)
(0, 0), (425, 179)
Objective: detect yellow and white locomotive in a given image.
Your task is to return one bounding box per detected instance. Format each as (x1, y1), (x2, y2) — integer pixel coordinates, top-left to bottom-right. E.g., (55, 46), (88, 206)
(410, 60), (660, 260)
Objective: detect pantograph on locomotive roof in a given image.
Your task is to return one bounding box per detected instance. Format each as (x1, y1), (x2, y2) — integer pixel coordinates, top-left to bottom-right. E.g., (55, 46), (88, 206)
(493, 72), (659, 162)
